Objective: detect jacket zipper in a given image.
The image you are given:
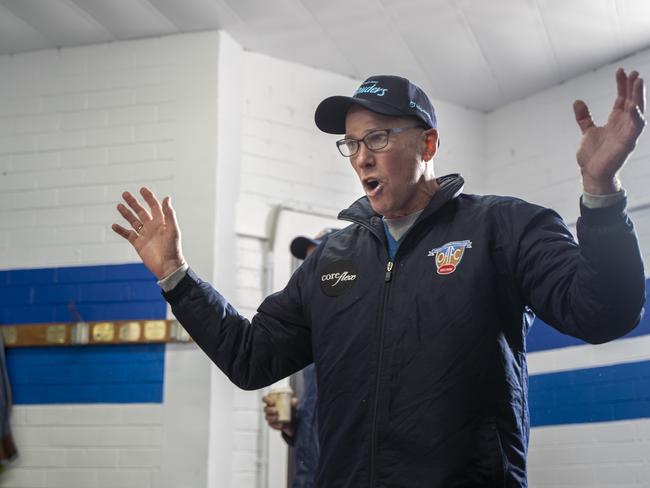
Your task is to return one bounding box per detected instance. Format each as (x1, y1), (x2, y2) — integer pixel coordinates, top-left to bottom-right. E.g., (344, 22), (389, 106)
(337, 216), (399, 486)
(369, 259), (394, 487)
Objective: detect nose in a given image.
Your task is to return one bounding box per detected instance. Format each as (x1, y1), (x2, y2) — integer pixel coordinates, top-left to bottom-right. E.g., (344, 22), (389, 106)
(351, 141), (374, 170)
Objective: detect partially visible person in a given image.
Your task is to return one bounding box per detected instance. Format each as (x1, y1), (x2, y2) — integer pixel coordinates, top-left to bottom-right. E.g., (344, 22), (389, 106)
(263, 228), (338, 488)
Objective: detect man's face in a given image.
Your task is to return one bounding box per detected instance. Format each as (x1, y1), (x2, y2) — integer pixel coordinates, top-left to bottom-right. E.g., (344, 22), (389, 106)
(344, 106), (435, 218)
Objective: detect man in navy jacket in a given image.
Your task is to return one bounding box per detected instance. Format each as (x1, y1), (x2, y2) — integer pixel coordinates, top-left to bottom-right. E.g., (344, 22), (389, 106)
(113, 69), (646, 487)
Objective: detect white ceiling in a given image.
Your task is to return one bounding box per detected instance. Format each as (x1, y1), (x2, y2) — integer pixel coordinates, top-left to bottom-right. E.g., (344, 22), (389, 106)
(0, 0), (649, 111)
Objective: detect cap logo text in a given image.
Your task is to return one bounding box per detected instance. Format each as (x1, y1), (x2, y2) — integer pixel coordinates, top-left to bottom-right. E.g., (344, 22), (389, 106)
(355, 81), (388, 97)
(409, 101), (433, 124)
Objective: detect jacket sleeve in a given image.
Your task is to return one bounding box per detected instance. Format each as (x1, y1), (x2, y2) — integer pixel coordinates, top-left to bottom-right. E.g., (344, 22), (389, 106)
(510, 196), (646, 344)
(162, 266), (313, 390)
(281, 431), (296, 447)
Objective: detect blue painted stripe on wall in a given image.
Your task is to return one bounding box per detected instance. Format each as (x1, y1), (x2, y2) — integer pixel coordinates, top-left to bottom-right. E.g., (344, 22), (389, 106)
(0, 264), (165, 324)
(527, 278), (650, 353)
(0, 263), (166, 404)
(6, 345), (165, 404)
(529, 360), (650, 427)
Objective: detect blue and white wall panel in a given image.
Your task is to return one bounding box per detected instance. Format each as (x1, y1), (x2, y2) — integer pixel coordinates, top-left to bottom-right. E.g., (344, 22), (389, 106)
(527, 285), (650, 486)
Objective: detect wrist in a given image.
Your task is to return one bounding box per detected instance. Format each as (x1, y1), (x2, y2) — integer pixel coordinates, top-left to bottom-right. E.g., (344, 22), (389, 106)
(581, 175), (621, 195)
(159, 259), (187, 280)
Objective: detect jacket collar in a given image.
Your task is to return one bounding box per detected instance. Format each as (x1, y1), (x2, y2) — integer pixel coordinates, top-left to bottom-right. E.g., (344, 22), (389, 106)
(338, 173), (465, 227)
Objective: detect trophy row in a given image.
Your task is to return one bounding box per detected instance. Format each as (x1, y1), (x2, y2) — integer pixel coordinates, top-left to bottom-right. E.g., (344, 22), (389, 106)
(1, 320), (191, 347)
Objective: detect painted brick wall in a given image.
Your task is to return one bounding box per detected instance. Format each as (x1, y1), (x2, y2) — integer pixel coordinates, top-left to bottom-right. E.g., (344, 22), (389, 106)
(0, 32), (225, 488)
(486, 49), (650, 487)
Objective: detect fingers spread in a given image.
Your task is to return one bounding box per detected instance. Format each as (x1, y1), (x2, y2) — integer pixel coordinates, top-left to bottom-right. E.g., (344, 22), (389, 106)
(616, 68), (627, 103)
(573, 100), (595, 134)
(632, 76), (646, 115)
(122, 191), (152, 223)
(627, 71), (639, 104)
(116, 203), (142, 231)
(140, 187), (163, 221)
(162, 196), (178, 228)
(112, 223), (137, 244)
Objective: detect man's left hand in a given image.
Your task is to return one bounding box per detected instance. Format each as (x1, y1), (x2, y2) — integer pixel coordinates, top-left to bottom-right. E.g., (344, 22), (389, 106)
(573, 68), (646, 195)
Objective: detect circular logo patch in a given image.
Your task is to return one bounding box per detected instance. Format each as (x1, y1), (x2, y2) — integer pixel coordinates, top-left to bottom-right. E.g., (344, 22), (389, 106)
(319, 260), (358, 297)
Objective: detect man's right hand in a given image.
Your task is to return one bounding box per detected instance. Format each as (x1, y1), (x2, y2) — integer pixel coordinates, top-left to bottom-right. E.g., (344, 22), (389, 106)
(262, 394), (298, 437)
(112, 187), (185, 280)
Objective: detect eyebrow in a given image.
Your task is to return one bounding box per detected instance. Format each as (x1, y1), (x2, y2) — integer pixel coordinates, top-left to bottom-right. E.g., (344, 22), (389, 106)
(344, 127), (385, 138)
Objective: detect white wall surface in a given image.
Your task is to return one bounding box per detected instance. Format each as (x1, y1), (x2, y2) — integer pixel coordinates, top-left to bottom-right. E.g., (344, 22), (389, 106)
(528, 419), (650, 487)
(0, 32), (225, 488)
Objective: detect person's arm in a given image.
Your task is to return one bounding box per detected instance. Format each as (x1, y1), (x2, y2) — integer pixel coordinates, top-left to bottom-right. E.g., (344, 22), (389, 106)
(512, 68), (646, 343)
(157, 262), (189, 292)
(163, 267), (313, 390)
(510, 198), (645, 344)
(113, 187), (313, 390)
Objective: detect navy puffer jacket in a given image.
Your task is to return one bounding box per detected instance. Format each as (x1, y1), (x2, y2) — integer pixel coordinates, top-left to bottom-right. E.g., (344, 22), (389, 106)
(163, 174), (645, 487)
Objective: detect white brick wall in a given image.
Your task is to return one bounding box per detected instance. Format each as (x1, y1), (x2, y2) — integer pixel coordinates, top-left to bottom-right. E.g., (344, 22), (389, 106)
(7, 405), (162, 488)
(0, 32), (227, 488)
(528, 419), (650, 487)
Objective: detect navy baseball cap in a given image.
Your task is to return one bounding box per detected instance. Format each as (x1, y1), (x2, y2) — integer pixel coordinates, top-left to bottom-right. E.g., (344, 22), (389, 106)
(315, 75), (437, 135)
(290, 228), (339, 260)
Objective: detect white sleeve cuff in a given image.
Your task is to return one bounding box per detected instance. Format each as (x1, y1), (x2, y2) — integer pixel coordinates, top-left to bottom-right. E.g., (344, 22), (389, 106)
(157, 262), (190, 292)
(582, 189), (626, 209)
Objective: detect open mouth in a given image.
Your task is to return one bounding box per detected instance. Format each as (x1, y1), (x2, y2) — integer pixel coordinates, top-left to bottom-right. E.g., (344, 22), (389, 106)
(363, 178), (382, 196)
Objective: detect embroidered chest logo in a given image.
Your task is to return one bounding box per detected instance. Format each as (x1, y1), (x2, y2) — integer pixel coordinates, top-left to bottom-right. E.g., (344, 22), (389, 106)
(427, 240), (472, 275)
(319, 260), (358, 297)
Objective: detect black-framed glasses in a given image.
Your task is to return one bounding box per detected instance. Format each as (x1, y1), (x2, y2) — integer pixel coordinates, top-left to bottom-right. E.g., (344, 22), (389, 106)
(335, 124), (425, 157)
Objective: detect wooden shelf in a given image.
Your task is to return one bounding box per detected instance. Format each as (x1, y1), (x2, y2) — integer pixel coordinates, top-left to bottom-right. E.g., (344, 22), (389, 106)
(1, 320), (191, 347)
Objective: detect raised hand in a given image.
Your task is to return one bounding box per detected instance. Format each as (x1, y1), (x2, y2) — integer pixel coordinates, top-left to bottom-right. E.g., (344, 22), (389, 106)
(573, 68), (646, 195)
(112, 187), (185, 280)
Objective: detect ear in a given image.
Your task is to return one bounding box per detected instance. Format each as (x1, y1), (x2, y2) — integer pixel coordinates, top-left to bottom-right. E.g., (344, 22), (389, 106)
(421, 129), (438, 162)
